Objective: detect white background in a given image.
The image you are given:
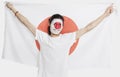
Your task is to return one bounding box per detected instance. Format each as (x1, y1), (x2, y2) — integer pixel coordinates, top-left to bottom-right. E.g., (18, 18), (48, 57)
(0, 0), (120, 77)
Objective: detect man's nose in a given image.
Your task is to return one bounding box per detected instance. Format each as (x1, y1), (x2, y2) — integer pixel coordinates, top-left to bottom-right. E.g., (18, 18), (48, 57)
(54, 22), (61, 29)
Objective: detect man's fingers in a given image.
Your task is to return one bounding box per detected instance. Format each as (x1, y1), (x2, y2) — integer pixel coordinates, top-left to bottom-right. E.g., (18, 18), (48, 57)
(109, 3), (114, 8)
(6, 2), (10, 6)
(107, 3), (114, 11)
(111, 3), (114, 6)
(109, 5), (114, 14)
(109, 4), (114, 14)
(6, 2), (13, 9)
(110, 8), (114, 13)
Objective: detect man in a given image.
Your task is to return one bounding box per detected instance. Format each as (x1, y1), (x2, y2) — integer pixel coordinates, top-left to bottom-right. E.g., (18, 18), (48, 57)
(6, 2), (113, 77)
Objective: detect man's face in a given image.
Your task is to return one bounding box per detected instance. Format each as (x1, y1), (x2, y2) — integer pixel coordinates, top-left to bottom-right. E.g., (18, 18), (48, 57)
(50, 19), (63, 35)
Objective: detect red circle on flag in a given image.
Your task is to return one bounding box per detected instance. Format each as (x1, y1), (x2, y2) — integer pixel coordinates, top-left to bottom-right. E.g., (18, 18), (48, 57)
(35, 16), (79, 55)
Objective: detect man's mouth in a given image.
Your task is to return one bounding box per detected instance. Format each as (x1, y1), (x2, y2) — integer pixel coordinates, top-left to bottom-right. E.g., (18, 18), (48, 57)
(53, 29), (61, 31)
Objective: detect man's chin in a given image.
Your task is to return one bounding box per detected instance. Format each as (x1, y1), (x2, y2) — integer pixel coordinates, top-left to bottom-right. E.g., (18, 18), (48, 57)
(51, 31), (61, 35)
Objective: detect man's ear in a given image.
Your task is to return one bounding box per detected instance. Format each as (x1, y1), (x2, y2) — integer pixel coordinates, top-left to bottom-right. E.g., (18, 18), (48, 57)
(48, 26), (51, 35)
(49, 17), (52, 24)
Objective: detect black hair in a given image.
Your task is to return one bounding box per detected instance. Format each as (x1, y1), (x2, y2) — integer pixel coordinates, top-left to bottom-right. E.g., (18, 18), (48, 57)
(48, 14), (64, 35)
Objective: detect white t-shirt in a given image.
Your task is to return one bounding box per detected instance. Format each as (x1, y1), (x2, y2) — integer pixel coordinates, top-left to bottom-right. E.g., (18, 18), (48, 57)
(35, 29), (76, 77)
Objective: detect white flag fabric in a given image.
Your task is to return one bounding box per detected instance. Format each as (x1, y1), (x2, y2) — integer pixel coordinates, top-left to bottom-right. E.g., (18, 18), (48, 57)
(2, 3), (119, 70)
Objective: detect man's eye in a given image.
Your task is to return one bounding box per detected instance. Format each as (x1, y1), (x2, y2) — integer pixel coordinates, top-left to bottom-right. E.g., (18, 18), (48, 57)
(54, 23), (57, 26)
(59, 23), (61, 25)
(54, 22), (61, 26)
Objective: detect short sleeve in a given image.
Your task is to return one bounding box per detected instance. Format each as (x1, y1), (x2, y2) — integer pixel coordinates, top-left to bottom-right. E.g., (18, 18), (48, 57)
(35, 29), (48, 51)
(35, 29), (48, 41)
(62, 32), (76, 46)
(35, 29), (39, 40)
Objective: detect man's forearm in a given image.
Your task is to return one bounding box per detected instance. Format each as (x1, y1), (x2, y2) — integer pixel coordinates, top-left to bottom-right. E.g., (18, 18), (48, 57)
(6, 2), (36, 36)
(84, 13), (107, 32)
(15, 12), (36, 36)
(76, 13), (107, 40)
(76, 4), (113, 39)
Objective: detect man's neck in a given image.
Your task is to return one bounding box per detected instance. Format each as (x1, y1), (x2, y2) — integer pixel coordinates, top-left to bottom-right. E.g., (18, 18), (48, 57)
(51, 33), (60, 37)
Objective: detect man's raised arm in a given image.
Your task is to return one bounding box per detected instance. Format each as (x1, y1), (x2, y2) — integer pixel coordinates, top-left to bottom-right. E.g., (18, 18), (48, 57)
(76, 4), (114, 40)
(6, 2), (36, 36)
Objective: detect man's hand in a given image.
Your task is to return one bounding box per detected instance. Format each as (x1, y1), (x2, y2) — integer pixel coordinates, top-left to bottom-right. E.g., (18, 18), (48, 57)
(6, 2), (17, 14)
(6, 2), (13, 10)
(103, 3), (114, 17)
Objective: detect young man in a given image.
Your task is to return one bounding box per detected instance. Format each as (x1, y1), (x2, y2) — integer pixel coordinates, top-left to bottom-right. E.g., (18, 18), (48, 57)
(6, 2), (113, 77)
